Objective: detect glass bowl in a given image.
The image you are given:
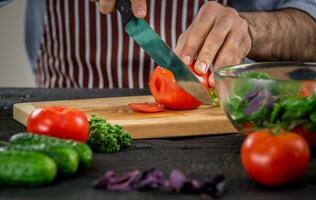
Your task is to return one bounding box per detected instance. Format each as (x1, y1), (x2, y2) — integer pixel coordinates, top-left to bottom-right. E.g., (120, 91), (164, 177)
(214, 62), (316, 140)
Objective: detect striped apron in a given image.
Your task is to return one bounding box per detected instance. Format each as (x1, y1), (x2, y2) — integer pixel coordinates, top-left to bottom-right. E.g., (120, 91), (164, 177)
(36, 0), (228, 88)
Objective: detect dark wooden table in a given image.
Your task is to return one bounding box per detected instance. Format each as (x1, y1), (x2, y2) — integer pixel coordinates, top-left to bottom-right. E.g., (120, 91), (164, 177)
(1, 88), (316, 200)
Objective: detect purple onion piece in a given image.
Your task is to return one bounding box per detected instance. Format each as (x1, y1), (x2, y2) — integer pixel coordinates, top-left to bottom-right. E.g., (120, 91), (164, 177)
(245, 89), (274, 116)
(181, 179), (203, 194)
(93, 170), (141, 192)
(168, 169), (186, 192)
(245, 87), (260, 101)
(93, 169), (226, 198)
(266, 95), (276, 110)
(132, 168), (164, 190)
(201, 175), (226, 198)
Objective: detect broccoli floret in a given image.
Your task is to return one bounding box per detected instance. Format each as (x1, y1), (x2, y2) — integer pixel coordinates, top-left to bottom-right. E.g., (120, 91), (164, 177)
(88, 115), (132, 153)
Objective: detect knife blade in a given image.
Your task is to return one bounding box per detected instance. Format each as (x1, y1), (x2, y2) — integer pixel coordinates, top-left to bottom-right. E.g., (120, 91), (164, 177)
(116, 0), (212, 105)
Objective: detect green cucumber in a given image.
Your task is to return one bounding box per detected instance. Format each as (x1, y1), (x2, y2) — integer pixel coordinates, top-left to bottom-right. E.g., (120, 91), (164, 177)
(5, 144), (79, 175)
(0, 150), (57, 187)
(10, 133), (92, 168)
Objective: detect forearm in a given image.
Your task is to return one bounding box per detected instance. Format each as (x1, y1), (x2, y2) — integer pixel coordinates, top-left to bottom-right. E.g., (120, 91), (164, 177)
(240, 9), (316, 61)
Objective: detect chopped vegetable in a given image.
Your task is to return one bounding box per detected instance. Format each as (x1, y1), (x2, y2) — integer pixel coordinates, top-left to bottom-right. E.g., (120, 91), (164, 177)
(88, 114), (132, 153)
(226, 71), (316, 137)
(93, 170), (141, 191)
(149, 66), (211, 110)
(128, 102), (165, 113)
(93, 168), (226, 198)
(132, 168), (164, 190)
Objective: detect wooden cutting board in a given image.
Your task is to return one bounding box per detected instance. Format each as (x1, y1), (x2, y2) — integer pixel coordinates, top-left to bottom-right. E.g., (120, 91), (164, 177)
(13, 95), (237, 139)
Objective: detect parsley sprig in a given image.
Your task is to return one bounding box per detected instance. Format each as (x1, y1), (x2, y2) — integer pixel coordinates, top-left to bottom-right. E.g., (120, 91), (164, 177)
(88, 114), (132, 153)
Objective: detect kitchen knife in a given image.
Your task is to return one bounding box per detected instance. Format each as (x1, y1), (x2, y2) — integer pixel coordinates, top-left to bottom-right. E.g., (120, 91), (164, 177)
(115, 0), (212, 105)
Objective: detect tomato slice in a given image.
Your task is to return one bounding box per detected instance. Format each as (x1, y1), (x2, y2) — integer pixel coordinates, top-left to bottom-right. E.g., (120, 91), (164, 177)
(149, 66), (205, 110)
(128, 102), (165, 113)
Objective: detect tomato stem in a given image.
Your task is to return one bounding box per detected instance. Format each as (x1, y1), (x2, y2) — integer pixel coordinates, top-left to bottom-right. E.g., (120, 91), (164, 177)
(268, 123), (283, 136)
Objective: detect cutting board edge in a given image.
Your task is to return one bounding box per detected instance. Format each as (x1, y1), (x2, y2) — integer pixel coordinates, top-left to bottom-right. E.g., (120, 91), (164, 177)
(13, 102), (36, 126)
(131, 130), (235, 139)
(122, 118), (238, 139)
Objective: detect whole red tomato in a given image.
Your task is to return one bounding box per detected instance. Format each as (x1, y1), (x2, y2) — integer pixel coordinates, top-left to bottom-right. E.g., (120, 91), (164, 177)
(149, 65), (211, 110)
(241, 129), (310, 186)
(27, 107), (89, 142)
(292, 125), (316, 147)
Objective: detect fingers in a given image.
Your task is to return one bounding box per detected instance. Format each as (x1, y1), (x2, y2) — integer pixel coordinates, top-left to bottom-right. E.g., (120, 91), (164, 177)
(194, 15), (232, 74)
(99, 0), (116, 14)
(208, 26), (251, 86)
(176, 3), (218, 67)
(174, 1), (252, 85)
(174, 24), (193, 57)
(131, 0), (147, 18)
(213, 21), (251, 69)
(97, 0), (147, 18)
(174, 33), (188, 57)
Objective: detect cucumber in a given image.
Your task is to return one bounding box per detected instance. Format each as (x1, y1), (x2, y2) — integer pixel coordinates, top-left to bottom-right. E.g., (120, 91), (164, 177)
(5, 144), (79, 175)
(10, 133), (92, 168)
(0, 150), (57, 187)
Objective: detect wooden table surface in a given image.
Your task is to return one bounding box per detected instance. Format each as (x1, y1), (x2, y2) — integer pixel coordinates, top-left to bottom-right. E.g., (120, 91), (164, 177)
(1, 88), (316, 200)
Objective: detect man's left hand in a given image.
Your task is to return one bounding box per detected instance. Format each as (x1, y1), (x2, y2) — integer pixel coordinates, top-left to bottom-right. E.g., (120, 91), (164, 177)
(175, 1), (252, 85)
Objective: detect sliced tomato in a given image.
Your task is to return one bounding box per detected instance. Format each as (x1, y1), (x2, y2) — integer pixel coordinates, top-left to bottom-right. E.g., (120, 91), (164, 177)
(128, 102), (165, 113)
(149, 65), (211, 110)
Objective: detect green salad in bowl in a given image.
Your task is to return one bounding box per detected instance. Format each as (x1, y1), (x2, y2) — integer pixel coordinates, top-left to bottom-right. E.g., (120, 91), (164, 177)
(214, 62), (316, 146)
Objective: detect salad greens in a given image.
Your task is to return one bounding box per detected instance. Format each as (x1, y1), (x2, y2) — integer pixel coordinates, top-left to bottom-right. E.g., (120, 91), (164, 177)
(88, 114), (132, 153)
(226, 71), (316, 132)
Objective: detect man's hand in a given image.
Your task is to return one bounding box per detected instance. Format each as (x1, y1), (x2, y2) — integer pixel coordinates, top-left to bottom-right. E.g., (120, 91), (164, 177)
(91, 0), (147, 18)
(175, 1), (252, 85)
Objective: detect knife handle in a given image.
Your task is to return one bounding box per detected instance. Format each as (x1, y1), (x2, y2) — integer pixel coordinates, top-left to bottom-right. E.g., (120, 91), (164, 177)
(116, 0), (132, 24)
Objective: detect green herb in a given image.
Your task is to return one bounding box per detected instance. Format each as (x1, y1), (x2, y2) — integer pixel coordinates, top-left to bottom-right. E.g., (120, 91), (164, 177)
(227, 95), (248, 122)
(231, 71), (272, 100)
(270, 103), (281, 123)
(210, 89), (220, 107)
(269, 80), (300, 98)
(226, 70), (316, 133)
(240, 71), (272, 80)
(280, 96), (309, 120)
(88, 114), (132, 153)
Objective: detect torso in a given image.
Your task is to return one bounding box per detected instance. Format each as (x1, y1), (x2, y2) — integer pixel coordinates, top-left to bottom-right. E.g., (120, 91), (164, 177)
(36, 0), (228, 88)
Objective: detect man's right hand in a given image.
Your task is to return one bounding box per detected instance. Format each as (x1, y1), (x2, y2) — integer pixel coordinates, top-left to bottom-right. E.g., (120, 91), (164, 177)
(91, 0), (147, 18)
